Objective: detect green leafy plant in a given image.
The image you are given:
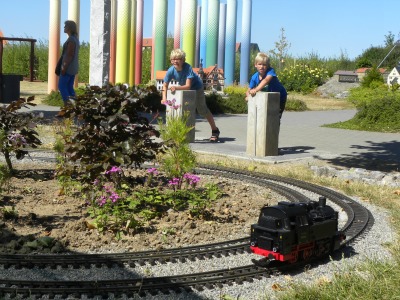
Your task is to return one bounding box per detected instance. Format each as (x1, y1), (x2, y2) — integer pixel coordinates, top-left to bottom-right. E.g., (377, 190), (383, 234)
(158, 99), (197, 179)
(56, 84), (164, 186)
(0, 163), (12, 193)
(1, 206), (18, 220)
(0, 97), (42, 173)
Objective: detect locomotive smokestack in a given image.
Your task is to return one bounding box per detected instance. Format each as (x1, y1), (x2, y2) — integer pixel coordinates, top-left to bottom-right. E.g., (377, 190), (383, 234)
(318, 196), (326, 207)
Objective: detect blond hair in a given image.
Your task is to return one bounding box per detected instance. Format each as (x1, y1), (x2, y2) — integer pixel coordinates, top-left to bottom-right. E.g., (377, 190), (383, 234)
(170, 49), (186, 60)
(254, 52), (270, 66)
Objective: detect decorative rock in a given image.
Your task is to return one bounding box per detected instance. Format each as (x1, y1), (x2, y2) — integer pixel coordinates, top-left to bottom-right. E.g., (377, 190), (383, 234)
(310, 165), (400, 187)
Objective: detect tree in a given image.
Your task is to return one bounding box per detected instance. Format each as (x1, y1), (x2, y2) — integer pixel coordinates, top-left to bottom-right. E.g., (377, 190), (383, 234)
(269, 28), (291, 70)
(384, 31), (395, 47)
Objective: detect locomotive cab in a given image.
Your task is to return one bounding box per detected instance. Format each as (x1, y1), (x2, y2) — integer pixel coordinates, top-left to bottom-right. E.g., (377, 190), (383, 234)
(250, 202), (309, 259)
(250, 198), (344, 263)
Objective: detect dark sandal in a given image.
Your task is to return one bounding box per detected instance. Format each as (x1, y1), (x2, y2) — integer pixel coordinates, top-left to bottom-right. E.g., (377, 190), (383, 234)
(210, 128), (220, 142)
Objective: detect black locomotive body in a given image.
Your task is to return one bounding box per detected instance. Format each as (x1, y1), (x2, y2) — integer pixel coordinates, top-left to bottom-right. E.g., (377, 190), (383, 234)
(250, 197), (345, 263)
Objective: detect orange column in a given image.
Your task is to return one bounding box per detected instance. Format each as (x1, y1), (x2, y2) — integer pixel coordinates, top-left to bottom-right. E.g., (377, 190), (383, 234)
(47, 0), (61, 93)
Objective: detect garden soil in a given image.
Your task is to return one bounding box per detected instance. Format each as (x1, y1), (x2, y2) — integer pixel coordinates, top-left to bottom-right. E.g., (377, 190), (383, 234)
(0, 162), (277, 255)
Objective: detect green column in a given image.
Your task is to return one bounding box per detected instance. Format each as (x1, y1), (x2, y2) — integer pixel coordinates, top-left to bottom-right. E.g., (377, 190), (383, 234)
(181, 0), (197, 66)
(206, 0), (219, 66)
(153, 0), (167, 78)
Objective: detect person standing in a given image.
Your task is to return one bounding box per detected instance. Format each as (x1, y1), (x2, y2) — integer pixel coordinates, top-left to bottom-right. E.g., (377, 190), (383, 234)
(58, 20), (79, 106)
(161, 49), (220, 142)
(246, 52), (287, 119)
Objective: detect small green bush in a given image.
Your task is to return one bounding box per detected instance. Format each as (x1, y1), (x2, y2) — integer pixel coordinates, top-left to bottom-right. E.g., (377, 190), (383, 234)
(224, 85), (248, 96)
(279, 64), (329, 93)
(285, 99), (308, 111)
(43, 91), (63, 106)
(206, 93), (248, 114)
(361, 66), (384, 88)
(326, 90), (400, 132)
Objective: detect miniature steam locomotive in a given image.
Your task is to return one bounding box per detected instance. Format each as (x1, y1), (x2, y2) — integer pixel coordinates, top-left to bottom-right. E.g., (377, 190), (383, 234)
(250, 197), (345, 263)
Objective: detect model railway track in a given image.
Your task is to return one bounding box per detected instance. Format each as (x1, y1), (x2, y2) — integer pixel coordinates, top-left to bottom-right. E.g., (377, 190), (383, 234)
(0, 165), (372, 298)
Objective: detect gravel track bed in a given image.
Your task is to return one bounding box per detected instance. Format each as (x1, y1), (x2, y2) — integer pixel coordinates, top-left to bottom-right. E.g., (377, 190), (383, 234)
(0, 151), (396, 299)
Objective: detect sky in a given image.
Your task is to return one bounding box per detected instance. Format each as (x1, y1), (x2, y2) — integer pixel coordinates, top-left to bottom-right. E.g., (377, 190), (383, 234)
(0, 0), (399, 60)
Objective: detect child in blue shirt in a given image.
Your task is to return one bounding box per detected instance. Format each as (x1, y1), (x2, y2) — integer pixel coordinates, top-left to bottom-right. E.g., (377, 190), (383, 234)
(162, 49), (220, 142)
(246, 52), (287, 118)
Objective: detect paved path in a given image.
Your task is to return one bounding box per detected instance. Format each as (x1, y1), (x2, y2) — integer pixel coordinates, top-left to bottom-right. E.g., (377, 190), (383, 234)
(22, 104), (400, 171)
(191, 110), (400, 171)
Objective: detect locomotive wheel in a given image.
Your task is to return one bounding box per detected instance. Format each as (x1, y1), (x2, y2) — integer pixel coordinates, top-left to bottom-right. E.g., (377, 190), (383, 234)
(302, 249), (313, 260)
(288, 252), (298, 264)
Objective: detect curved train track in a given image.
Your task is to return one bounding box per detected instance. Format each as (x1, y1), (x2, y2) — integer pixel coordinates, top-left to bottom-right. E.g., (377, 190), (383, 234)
(0, 164), (373, 298)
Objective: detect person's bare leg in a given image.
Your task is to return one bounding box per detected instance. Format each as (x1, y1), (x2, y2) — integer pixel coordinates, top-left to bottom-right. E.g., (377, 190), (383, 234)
(206, 113), (218, 131)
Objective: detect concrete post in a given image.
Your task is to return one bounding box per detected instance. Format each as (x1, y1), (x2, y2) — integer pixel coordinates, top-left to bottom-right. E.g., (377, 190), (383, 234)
(165, 90), (197, 143)
(246, 92), (280, 156)
(89, 0), (111, 87)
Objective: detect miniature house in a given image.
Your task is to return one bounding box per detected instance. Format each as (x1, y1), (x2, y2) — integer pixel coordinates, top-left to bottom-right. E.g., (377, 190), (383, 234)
(387, 63), (400, 87)
(155, 63), (225, 92)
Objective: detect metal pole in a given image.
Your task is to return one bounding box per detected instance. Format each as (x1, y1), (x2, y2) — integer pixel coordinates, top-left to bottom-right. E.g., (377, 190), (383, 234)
(377, 40), (400, 68)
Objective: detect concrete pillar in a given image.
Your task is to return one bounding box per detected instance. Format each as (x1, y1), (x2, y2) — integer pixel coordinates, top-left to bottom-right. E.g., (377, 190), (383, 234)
(165, 90), (197, 143)
(89, 0), (111, 87)
(246, 92), (280, 157)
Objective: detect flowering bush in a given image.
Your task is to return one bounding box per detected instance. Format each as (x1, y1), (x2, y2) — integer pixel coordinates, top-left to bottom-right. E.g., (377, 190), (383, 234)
(86, 166), (222, 236)
(279, 64), (329, 94)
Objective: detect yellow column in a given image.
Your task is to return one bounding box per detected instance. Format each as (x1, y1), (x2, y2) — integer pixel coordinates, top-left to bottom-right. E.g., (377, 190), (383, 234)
(116, 0), (131, 84)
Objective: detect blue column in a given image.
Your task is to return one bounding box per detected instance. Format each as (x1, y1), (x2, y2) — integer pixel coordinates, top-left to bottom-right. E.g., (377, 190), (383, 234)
(240, 0), (252, 85)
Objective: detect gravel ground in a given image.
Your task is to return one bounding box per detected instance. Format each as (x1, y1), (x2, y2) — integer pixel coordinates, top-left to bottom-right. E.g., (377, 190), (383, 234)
(0, 152), (397, 300)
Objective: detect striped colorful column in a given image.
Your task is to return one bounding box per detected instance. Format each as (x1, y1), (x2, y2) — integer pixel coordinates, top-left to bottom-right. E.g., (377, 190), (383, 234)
(152, 0), (168, 79)
(174, 0), (182, 49)
(240, 0), (252, 85)
(195, 6), (201, 67)
(68, 0), (80, 28)
(129, 0), (137, 85)
(217, 3), (226, 69)
(68, 0), (80, 87)
(135, 0), (144, 84)
(47, 0), (61, 93)
(116, 0), (131, 84)
(109, 0), (117, 84)
(224, 0), (237, 85)
(199, 0), (208, 67)
(206, 0), (219, 67)
(181, 0), (197, 66)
